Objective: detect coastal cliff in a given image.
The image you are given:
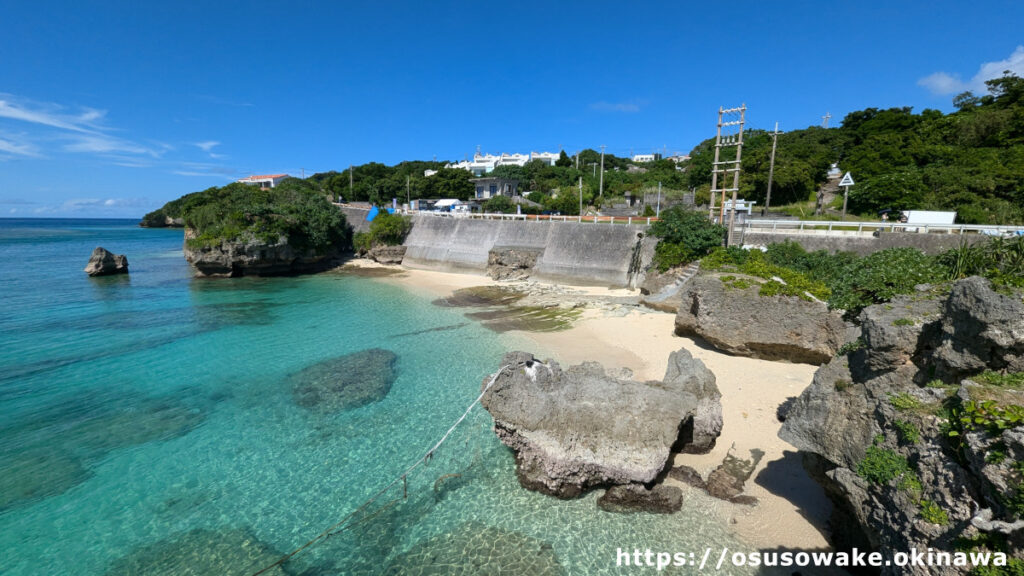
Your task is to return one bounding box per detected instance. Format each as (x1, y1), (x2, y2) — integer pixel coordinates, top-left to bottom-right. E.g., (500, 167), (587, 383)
(780, 277), (1024, 574)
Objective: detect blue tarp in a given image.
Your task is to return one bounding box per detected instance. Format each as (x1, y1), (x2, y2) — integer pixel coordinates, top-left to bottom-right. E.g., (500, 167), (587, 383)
(366, 206), (379, 222)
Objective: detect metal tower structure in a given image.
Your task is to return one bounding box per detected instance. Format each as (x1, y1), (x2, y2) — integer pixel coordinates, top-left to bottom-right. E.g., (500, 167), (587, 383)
(706, 104), (746, 246)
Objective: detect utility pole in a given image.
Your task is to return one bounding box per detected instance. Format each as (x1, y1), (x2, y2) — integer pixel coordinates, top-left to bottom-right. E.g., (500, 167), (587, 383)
(406, 174), (411, 208)
(762, 122), (781, 217)
(575, 151), (579, 170)
(656, 181), (662, 217)
(349, 164), (353, 198)
(707, 104), (746, 246)
(578, 176), (583, 222)
(599, 145), (606, 197)
(301, 167), (305, 179)
(822, 112), (832, 129)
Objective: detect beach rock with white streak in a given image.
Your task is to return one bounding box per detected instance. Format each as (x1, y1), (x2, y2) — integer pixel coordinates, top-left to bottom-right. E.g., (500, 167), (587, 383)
(84, 247), (129, 276)
(674, 274), (846, 364)
(481, 348), (721, 498)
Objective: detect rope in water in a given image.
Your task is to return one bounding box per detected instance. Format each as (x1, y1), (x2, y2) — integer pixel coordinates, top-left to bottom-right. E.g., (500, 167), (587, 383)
(248, 364), (514, 576)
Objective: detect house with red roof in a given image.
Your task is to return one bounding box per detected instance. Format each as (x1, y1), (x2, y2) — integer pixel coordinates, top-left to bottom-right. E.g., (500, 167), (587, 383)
(236, 174), (291, 189)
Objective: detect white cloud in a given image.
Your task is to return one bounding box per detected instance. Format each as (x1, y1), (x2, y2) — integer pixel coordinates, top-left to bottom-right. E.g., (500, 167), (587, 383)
(194, 140), (220, 152)
(919, 45), (1024, 95)
(0, 134), (40, 157)
(64, 134), (163, 157)
(590, 100), (643, 113)
(0, 96), (105, 132)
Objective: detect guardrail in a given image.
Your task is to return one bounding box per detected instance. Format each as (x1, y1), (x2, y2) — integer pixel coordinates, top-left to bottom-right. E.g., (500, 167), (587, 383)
(411, 210), (659, 226)
(741, 219), (1024, 236)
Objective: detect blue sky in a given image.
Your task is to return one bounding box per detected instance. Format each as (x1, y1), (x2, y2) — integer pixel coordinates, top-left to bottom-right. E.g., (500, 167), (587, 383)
(1, 1), (1022, 218)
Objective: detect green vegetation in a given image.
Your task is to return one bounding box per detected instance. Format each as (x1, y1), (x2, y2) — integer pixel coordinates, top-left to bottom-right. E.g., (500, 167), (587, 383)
(974, 371), (1024, 388)
(857, 445), (911, 485)
(894, 419), (921, 444)
(834, 379), (851, 392)
(836, 338), (865, 356)
(939, 237), (1024, 288)
(955, 400), (1024, 435)
(353, 212), (413, 254)
(482, 195), (516, 214)
(685, 73), (1024, 224)
(177, 180), (350, 254)
(649, 207), (726, 270)
(919, 500), (949, 525)
(696, 238), (1021, 318)
(890, 393), (923, 411)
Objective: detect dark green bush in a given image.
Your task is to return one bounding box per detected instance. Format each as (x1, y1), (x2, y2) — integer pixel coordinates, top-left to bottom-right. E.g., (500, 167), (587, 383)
(857, 445), (911, 485)
(367, 212), (412, 246)
(650, 207), (726, 270)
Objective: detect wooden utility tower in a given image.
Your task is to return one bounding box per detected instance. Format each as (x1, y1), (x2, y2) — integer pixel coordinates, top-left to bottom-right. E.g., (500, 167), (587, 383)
(706, 104), (746, 246)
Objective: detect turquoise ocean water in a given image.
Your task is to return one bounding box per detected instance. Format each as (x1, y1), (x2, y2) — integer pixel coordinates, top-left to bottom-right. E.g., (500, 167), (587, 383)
(0, 219), (765, 575)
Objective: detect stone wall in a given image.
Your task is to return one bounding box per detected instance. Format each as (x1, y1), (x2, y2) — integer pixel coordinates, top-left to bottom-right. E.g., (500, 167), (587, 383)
(402, 216), (655, 288)
(338, 206), (372, 234)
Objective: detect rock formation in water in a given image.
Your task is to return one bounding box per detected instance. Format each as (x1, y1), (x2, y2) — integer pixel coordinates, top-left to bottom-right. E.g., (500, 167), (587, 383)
(674, 273), (847, 364)
(184, 228), (342, 277)
(481, 348), (721, 499)
(291, 348), (398, 413)
(780, 277), (1024, 574)
(84, 247), (129, 276)
(597, 483), (684, 514)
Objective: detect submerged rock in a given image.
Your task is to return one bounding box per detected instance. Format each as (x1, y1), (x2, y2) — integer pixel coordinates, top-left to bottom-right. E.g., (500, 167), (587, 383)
(597, 483), (683, 514)
(381, 522), (563, 576)
(481, 349), (721, 498)
(0, 448), (91, 511)
(103, 528), (288, 576)
(291, 348), (398, 413)
(84, 247), (129, 276)
(674, 274), (847, 364)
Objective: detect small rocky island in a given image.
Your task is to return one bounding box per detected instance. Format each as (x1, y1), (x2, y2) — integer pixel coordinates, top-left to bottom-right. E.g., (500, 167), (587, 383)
(144, 180), (352, 277)
(84, 247), (129, 276)
(481, 348), (721, 511)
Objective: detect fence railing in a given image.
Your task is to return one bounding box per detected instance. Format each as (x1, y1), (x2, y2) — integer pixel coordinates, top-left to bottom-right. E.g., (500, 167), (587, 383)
(410, 210), (658, 226)
(741, 219), (1024, 236)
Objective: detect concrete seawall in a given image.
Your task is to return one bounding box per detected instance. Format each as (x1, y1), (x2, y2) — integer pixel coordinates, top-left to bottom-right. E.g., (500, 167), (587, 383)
(339, 206), (372, 234)
(402, 215), (656, 287)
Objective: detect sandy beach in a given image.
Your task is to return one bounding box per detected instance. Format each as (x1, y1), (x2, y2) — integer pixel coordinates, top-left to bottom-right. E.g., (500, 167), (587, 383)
(354, 260), (834, 551)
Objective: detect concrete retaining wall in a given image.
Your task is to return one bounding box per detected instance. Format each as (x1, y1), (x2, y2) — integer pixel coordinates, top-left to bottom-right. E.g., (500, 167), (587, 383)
(743, 231), (984, 256)
(339, 206), (372, 234)
(402, 215), (655, 287)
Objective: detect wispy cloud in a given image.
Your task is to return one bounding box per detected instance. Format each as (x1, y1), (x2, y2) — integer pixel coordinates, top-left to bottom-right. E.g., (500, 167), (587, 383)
(0, 94), (168, 159)
(194, 140), (220, 152)
(590, 100), (644, 113)
(919, 45), (1024, 95)
(0, 133), (40, 157)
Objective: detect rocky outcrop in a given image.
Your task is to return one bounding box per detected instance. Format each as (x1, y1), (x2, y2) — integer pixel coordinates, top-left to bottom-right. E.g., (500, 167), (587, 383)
(290, 348), (398, 413)
(367, 244), (406, 265)
(183, 228), (340, 277)
(668, 448), (763, 506)
(674, 274), (847, 364)
(84, 247), (128, 276)
(481, 349), (721, 498)
(597, 484), (683, 514)
(780, 277), (1024, 575)
(139, 215), (184, 228)
(487, 247), (541, 281)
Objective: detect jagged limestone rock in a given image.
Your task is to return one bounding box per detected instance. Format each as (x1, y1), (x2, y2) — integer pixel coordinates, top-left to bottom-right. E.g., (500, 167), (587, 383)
(84, 247), (128, 276)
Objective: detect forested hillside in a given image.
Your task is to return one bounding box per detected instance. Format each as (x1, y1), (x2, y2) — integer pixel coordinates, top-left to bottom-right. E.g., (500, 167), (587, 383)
(686, 73), (1024, 224)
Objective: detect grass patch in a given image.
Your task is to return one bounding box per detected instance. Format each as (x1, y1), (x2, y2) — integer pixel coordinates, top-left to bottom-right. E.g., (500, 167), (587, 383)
(974, 371), (1024, 389)
(857, 445), (911, 485)
(919, 500), (949, 525)
(890, 393), (923, 411)
(893, 420), (921, 444)
(892, 317), (915, 326)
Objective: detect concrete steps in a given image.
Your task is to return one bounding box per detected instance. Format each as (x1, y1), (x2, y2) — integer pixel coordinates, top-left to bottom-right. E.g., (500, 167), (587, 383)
(643, 261), (700, 304)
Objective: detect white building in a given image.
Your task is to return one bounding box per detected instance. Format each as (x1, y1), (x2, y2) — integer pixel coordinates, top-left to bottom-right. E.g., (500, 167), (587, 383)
(424, 169), (438, 177)
(237, 174), (290, 189)
(666, 154), (690, 164)
(632, 154), (657, 163)
(446, 150), (562, 176)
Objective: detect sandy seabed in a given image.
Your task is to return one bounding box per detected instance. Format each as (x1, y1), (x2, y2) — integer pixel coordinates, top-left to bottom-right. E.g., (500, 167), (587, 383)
(352, 260), (834, 552)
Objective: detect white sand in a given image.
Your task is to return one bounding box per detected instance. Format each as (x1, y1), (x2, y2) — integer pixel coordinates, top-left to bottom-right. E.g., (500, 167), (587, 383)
(355, 260), (834, 550)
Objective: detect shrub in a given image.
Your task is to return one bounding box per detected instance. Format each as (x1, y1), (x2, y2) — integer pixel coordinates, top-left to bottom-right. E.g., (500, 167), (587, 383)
(919, 500), (949, 525)
(894, 419), (921, 444)
(650, 207), (726, 270)
(974, 371), (1024, 388)
(367, 212), (412, 246)
(857, 445), (911, 485)
(483, 195), (516, 214)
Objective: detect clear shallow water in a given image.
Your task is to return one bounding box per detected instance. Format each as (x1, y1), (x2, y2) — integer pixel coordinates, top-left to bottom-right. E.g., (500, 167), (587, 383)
(0, 219), (764, 575)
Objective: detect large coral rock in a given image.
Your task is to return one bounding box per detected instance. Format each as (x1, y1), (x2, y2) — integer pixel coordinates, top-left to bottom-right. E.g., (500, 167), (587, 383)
(84, 247), (128, 276)
(674, 274), (846, 364)
(367, 244), (406, 265)
(779, 277), (1024, 575)
(183, 228), (340, 277)
(481, 349), (721, 498)
(597, 483), (683, 514)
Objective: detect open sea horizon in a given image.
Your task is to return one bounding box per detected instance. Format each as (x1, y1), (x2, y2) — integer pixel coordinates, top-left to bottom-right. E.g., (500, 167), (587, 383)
(0, 218), (765, 575)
